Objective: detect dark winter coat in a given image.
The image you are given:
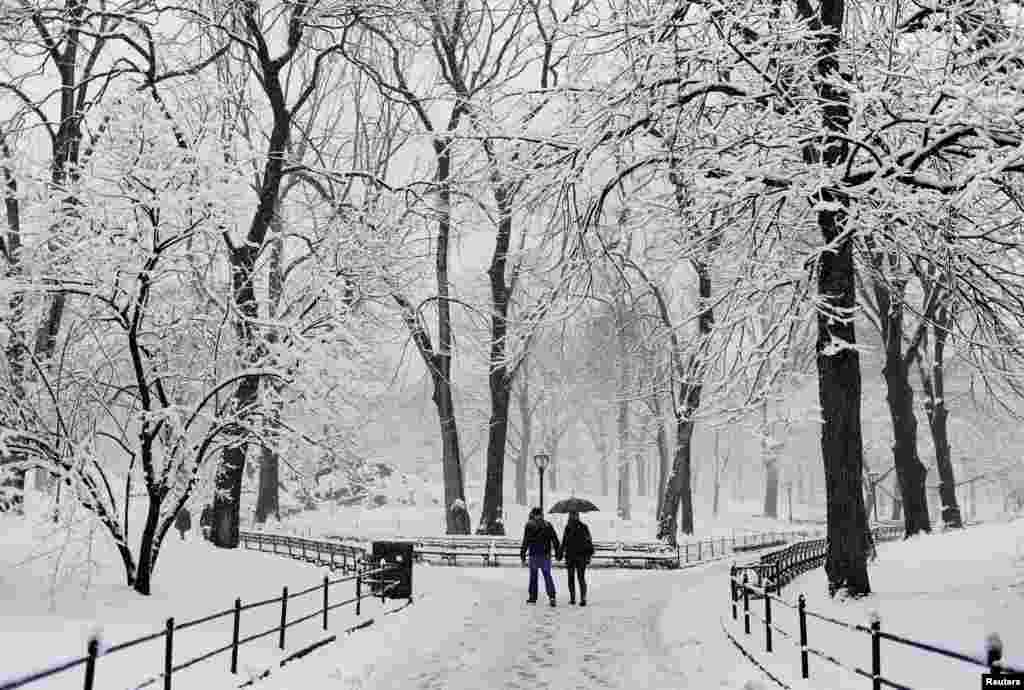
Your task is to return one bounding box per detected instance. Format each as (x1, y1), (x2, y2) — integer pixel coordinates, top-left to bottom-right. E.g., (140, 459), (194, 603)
(520, 518), (561, 561)
(200, 506), (213, 527)
(175, 507), (192, 532)
(558, 520), (594, 563)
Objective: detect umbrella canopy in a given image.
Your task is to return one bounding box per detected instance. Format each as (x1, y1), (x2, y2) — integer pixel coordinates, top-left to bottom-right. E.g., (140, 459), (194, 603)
(548, 497), (600, 514)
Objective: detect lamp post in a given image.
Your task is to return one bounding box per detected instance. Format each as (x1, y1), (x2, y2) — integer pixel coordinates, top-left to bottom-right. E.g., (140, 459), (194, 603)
(533, 453), (550, 511)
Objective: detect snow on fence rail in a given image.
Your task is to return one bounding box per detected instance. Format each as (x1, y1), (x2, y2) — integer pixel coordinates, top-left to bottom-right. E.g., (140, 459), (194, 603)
(0, 548), (401, 690)
(312, 528), (829, 568)
(725, 526), (1024, 689)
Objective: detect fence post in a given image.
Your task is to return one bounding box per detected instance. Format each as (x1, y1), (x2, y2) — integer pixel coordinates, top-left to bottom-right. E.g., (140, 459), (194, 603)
(279, 587), (289, 651)
(230, 598), (241, 674)
(380, 559), (386, 603)
(798, 594), (809, 679)
(83, 636), (99, 690)
(676, 544), (681, 568)
(323, 575), (330, 630)
(742, 573), (751, 635)
(356, 566), (362, 616)
(764, 592), (773, 653)
(164, 618), (174, 690)
(730, 565), (738, 621)
(986, 633), (1004, 675)
(870, 614), (881, 690)
(698, 540), (702, 561)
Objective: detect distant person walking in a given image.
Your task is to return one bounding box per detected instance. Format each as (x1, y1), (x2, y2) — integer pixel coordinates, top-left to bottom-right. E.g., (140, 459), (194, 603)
(520, 507), (561, 606)
(174, 506), (192, 541)
(200, 505), (214, 541)
(557, 510), (594, 606)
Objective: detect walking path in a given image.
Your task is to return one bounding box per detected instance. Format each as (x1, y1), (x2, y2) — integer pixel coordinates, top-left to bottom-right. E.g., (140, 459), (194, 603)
(261, 561), (769, 690)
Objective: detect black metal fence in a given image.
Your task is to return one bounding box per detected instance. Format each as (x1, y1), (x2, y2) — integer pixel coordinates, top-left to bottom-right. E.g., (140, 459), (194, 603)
(732, 524), (905, 593)
(0, 553), (401, 690)
(238, 530), (366, 573)
(726, 531), (1024, 689)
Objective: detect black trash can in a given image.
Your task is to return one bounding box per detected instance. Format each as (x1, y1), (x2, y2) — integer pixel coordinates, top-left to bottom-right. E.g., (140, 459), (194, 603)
(369, 541), (414, 599)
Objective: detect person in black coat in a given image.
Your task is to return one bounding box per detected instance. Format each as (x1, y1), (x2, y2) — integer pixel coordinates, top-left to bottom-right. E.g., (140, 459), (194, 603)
(520, 507), (561, 606)
(556, 510), (594, 606)
(174, 506), (192, 541)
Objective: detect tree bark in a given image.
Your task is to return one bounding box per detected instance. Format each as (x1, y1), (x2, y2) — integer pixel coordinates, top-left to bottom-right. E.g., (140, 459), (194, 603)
(255, 445), (281, 524)
(871, 270), (930, 536)
(762, 400), (779, 519)
(1, 135), (26, 513)
(515, 369), (530, 506)
(433, 142), (469, 534)
(804, 0), (872, 597)
(477, 184), (515, 536)
(256, 228), (285, 526)
(616, 357), (631, 520)
(918, 306), (962, 528)
(636, 453), (646, 497)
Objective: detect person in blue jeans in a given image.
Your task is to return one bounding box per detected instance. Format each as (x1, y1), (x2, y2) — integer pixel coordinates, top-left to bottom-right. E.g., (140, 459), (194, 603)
(520, 507), (561, 606)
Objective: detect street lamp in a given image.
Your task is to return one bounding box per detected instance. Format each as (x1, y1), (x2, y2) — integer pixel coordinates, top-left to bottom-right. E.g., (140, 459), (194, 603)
(533, 453), (550, 511)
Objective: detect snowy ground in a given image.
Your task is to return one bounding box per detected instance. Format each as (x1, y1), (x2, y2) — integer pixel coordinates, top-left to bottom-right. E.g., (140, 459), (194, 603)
(725, 516), (1024, 690)
(0, 516), (397, 690)
(258, 560), (772, 690)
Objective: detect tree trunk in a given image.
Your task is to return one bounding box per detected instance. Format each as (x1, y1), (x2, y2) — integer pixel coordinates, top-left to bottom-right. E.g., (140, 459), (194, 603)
(805, 0), (872, 597)
(918, 306), (962, 528)
(890, 476), (903, 521)
(652, 394), (671, 517)
(255, 445), (280, 524)
(762, 400), (779, 519)
(872, 274), (930, 536)
(636, 453), (646, 497)
(515, 371), (530, 506)
(211, 41), (293, 548)
(549, 448), (558, 492)
(477, 184), (516, 536)
(1, 139), (26, 514)
(657, 411), (695, 544)
(255, 227), (285, 527)
(134, 495), (164, 596)
(616, 395), (631, 520)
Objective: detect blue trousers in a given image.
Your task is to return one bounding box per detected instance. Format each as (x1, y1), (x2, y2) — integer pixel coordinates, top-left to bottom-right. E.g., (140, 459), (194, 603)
(528, 553), (556, 600)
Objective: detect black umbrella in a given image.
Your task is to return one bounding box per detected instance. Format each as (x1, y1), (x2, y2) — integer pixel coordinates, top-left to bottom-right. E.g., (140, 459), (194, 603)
(548, 497), (600, 514)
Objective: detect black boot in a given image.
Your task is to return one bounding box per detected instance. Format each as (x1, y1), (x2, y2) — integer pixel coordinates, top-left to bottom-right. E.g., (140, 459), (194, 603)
(579, 598), (587, 607)
(549, 597), (556, 607)
(526, 597), (537, 604)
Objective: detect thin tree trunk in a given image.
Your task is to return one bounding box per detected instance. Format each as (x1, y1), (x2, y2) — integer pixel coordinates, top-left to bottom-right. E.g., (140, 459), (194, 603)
(433, 143), (469, 535)
(872, 272), (930, 536)
(477, 184), (516, 535)
(917, 306), (962, 528)
(515, 371), (530, 506)
(762, 399), (779, 519)
(615, 302), (632, 520)
(636, 453), (646, 497)
(211, 30), (294, 547)
(1, 135), (26, 513)
(549, 446), (558, 492)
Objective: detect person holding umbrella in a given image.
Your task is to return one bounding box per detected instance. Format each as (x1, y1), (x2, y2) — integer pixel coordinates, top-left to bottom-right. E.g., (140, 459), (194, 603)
(551, 497), (597, 606)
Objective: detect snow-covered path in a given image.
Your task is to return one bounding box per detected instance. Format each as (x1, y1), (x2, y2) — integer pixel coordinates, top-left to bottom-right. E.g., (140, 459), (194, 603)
(376, 574), (684, 689)
(263, 561), (767, 690)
